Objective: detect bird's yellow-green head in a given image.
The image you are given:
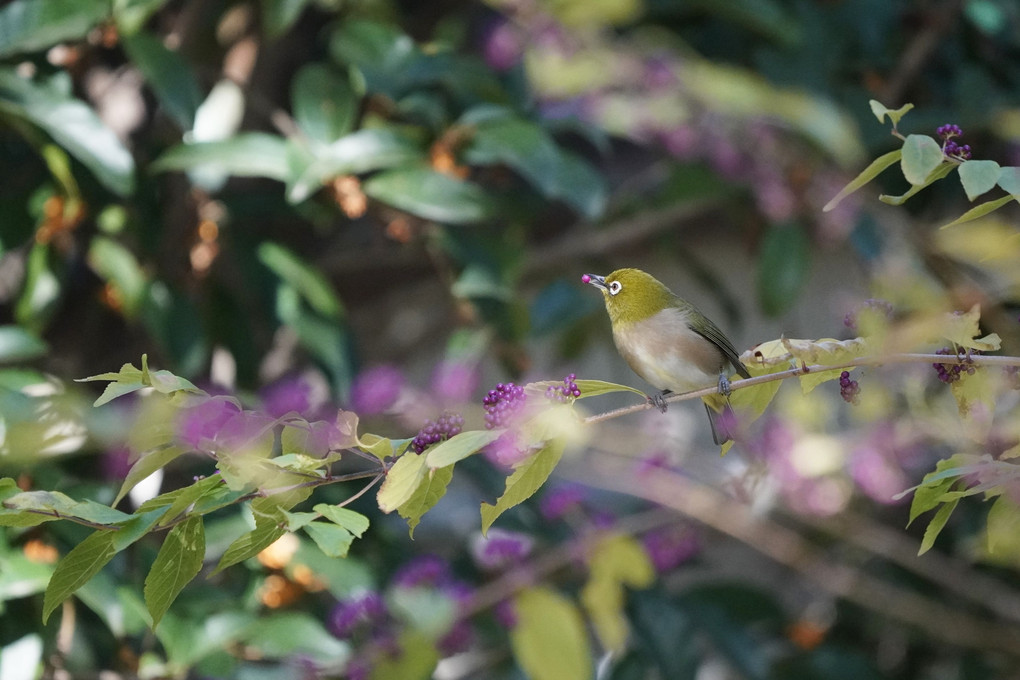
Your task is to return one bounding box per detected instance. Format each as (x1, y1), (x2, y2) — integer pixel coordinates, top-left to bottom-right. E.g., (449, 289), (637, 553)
(582, 268), (676, 328)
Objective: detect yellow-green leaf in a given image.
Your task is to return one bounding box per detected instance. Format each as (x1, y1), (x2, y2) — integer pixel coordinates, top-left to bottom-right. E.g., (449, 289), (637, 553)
(510, 587), (592, 680)
(397, 465), (453, 538)
(481, 440), (564, 535)
(822, 149), (901, 212)
(919, 499), (958, 555)
(581, 534), (655, 652)
(144, 516), (205, 627)
(377, 452), (428, 513)
(939, 195), (1017, 229)
(958, 159), (1001, 201)
(313, 504), (369, 537)
(425, 429), (503, 468)
(901, 134), (945, 185)
(303, 521), (355, 557)
(869, 100), (914, 126)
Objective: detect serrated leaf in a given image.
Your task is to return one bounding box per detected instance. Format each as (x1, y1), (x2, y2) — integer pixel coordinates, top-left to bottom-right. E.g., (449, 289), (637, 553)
(397, 465), (453, 538)
(425, 429), (503, 468)
(918, 498), (957, 555)
(212, 518), (286, 574)
(43, 531), (117, 623)
(480, 440), (564, 535)
(115, 445), (185, 505)
(313, 504), (369, 537)
(958, 160), (1001, 201)
(939, 194), (1016, 229)
(901, 134), (945, 186)
(303, 521), (355, 557)
(510, 586), (592, 680)
(997, 167), (1020, 195)
(156, 474), (224, 527)
(363, 167), (493, 224)
(869, 100), (913, 126)
(581, 534), (655, 653)
(144, 516), (205, 627)
(377, 452), (428, 513)
(823, 149), (901, 212)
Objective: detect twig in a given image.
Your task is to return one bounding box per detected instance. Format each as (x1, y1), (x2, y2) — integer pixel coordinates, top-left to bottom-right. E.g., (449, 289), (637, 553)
(584, 352), (1020, 425)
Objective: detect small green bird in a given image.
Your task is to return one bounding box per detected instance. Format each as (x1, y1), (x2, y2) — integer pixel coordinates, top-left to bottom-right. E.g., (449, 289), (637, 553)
(583, 268), (751, 444)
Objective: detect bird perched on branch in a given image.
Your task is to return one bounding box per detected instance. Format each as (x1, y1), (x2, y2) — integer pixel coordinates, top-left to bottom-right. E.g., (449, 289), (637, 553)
(583, 268), (750, 444)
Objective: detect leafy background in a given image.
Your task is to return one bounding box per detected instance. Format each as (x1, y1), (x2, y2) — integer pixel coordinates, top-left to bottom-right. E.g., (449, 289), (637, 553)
(2, 0), (1020, 679)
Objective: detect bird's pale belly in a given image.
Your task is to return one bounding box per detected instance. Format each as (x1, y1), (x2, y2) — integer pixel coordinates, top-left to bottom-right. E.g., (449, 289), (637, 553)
(613, 322), (724, 393)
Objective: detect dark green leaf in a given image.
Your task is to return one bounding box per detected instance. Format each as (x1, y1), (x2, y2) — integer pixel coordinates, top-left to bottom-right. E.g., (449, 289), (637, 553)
(0, 325), (47, 363)
(258, 242), (343, 319)
(87, 237), (148, 318)
(213, 519), (286, 574)
(241, 612), (347, 661)
(0, 69), (135, 195)
(42, 531), (117, 623)
(144, 516), (205, 627)
(363, 167), (493, 224)
(328, 20), (417, 95)
(113, 0), (172, 35)
(152, 133), (291, 182)
(122, 32), (202, 129)
(0, 0), (108, 57)
(292, 63), (357, 145)
(626, 588), (699, 680)
(260, 0), (311, 38)
(958, 159), (1001, 201)
(756, 222), (810, 316)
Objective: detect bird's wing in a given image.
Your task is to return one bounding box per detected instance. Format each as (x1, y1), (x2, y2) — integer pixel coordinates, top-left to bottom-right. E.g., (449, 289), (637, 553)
(690, 316), (751, 379)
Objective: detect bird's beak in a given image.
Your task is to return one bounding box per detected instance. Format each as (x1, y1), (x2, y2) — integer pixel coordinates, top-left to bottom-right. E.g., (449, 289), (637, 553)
(582, 273), (607, 291)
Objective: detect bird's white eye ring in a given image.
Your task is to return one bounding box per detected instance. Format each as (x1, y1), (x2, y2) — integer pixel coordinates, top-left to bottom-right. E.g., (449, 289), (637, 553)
(608, 281), (622, 296)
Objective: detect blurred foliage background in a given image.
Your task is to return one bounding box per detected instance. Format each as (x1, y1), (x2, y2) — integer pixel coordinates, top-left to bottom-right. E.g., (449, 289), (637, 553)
(2, 0), (1020, 678)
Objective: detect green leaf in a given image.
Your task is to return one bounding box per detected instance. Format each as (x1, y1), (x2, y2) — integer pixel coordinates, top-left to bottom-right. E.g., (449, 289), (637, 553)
(626, 588), (698, 679)
(369, 630), (439, 680)
(212, 518), (286, 574)
(43, 531), (117, 623)
(918, 498), (958, 555)
(0, 325), (47, 363)
(540, 378), (645, 400)
(879, 162), (956, 205)
(425, 429), (503, 468)
(113, 0), (172, 35)
(510, 586), (592, 680)
(397, 465), (453, 538)
(358, 433), (397, 460)
(87, 237), (148, 318)
(286, 128), (423, 203)
(958, 159), (1001, 201)
(984, 495), (1020, 564)
(152, 133), (291, 182)
(1, 490), (132, 525)
(303, 521), (355, 557)
(377, 452), (429, 513)
(900, 134), (945, 186)
(260, 0), (311, 38)
(313, 504), (369, 537)
(363, 167), (493, 224)
(756, 223), (810, 317)
(0, 0), (108, 57)
(868, 100), (913, 126)
(241, 611), (347, 662)
(0, 69), (135, 195)
(155, 474), (225, 527)
(258, 242), (343, 320)
(292, 63), (357, 145)
(144, 516), (205, 627)
(939, 194), (1016, 229)
(997, 166), (1020, 194)
(122, 32), (202, 129)
(822, 149), (901, 212)
(481, 440), (564, 535)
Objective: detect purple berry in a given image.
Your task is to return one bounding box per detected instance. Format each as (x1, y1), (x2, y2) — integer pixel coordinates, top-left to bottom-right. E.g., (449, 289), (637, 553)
(933, 347), (980, 384)
(545, 373), (581, 403)
(839, 370), (860, 404)
(411, 411), (464, 454)
(483, 382), (526, 429)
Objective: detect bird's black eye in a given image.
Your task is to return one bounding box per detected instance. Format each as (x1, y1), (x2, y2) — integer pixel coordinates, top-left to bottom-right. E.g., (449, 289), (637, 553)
(608, 281), (622, 295)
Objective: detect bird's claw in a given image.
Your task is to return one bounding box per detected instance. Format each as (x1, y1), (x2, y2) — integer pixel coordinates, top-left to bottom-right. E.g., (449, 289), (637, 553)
(649, 391), (670, 413)
(718, 374), (732, 397)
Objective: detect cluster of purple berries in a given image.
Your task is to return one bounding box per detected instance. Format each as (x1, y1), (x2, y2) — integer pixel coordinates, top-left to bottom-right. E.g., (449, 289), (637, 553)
(844, 298), (894, 332)
(933, 347), (979, 383)
(937, 124), (971, 160)
(839, 371), (860, 404)
(483, 382), (526, 429)
(411, 412), (464, 454)
(545, 373), (581, 402)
